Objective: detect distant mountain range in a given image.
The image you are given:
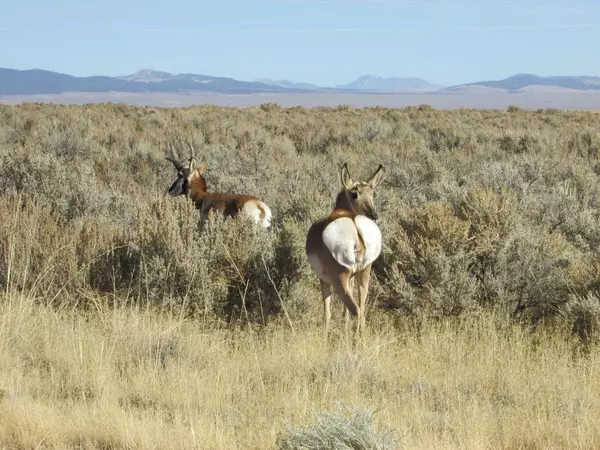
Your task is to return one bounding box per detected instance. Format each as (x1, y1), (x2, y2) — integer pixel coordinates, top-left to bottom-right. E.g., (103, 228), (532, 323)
(255, 74), (442, 91)
(446, 73), (600, 92)
(0, 68), (296, 96)
(0, 68), (599, 96)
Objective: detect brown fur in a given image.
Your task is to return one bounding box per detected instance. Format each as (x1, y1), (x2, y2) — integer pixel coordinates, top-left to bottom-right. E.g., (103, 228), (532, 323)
(328, 208), (356, 221)
(188, 167), (259, 219)
(167, 149), (272, 228)
(305, 163), (385, 337)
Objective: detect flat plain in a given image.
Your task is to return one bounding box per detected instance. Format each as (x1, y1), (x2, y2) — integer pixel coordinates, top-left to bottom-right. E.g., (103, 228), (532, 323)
(3, 86), (600, 109)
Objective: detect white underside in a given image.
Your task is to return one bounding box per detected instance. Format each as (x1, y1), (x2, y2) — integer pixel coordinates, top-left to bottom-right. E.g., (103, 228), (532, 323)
(321, 216), (382, 273)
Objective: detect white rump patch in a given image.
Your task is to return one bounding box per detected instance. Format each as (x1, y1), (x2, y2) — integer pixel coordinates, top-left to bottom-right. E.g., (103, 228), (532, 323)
(322, 216), (382, 272)
(243, 200), (272, 228)
(257, 201), (272, 228)
(354, 215), (382, 267)
(322, 217), (360, 271)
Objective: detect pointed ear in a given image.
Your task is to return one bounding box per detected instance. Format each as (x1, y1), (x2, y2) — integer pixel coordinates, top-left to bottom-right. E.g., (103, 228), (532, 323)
(367, 164), (385, 188)
(196, 156), (207, 175)
(340, 163), (354, 190)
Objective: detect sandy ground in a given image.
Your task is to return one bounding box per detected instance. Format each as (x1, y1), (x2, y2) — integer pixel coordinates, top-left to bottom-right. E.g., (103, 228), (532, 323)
(2, 88), (600, 109)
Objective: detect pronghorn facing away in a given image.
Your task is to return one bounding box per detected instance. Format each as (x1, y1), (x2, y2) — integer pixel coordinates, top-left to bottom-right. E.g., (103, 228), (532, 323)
(166, 144), (272, 228)
(305, 163), (385, 336)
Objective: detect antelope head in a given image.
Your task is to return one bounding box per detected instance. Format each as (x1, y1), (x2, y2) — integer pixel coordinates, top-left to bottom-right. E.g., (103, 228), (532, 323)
(339, 163), (385, 221)
(166, 143), (207, 197)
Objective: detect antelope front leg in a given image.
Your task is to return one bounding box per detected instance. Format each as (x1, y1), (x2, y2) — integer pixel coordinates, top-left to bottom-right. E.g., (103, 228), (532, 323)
(320, 280), (332, 336)
(356, 264), (372, 333)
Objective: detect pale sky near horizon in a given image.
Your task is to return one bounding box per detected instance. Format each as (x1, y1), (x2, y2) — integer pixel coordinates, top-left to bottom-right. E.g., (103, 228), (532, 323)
(1, 0), (599, 86)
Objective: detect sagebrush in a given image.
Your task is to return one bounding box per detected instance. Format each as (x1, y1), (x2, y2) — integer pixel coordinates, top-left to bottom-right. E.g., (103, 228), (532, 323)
(1, 103), (599, 332)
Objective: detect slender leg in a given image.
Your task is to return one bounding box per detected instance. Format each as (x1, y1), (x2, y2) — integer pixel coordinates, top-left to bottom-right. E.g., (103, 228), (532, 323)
(332, 272), (358, 316)
(343, 277), (353, 338)
(320, 280), (332, 336)
(332, 272), (358, 341)
(356, 264), (372, 334)
(344, 306), (350, 339)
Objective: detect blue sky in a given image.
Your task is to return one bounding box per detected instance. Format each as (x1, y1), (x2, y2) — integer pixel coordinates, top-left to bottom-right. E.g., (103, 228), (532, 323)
(1, 0), (599, 86)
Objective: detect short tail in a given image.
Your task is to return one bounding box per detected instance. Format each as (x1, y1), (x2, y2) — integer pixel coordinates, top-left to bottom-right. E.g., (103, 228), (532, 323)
(256, 201), (272, 228)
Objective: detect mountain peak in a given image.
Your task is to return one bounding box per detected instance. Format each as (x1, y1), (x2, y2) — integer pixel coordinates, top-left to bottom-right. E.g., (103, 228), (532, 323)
(254, 78), (321, 90)
(119, 69), (174, 83)
(337, 75), (442, 91)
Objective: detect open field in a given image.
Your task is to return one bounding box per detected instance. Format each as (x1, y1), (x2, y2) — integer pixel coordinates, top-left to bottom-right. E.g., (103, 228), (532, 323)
(1, 102), (600, 448)
(2, 299), (600, 449)
(3, 87), (600, 109)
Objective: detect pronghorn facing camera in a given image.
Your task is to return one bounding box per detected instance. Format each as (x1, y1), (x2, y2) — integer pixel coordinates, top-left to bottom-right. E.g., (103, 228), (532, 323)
(166, 143), (272, 228)
(305, 163), (385, 336)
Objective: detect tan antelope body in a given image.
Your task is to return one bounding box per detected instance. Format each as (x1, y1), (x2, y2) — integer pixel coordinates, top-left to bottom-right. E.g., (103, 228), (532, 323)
(166, 144), (272, 228)
(305, 163), (385, 335)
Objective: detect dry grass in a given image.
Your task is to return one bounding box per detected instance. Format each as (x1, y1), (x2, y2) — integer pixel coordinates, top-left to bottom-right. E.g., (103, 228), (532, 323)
(2, 296), (600, 449)
(1, 103), (600, 448)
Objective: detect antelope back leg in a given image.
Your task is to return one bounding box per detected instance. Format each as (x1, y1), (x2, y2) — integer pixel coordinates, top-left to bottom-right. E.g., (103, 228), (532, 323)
(356, 264), (372, 333)
(332, 272), (360, 341)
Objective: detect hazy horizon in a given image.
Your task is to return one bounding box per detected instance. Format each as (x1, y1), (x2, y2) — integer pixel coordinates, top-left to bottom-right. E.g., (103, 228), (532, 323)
(6, 66), (600, 90)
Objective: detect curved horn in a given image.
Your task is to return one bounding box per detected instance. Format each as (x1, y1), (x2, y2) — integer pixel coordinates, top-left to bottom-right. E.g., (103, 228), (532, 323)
(166, 143), (183, 170)
(187, 142), (197, 170)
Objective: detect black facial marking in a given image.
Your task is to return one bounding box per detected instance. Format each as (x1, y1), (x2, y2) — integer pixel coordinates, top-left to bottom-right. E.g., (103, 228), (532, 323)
(168, 173), (189, 196)
(367, 209), (378, 221)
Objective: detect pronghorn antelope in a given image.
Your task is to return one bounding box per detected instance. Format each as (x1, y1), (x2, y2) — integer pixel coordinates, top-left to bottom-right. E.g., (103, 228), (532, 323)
(305, 163), (385, 336)
(166, 143), (272, 228)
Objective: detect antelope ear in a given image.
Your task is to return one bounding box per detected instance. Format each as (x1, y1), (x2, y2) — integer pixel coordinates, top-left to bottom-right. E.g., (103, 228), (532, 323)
(367, 164), (385, 188)
(196, 156), (207, 174)
(340, 163), (354, 190)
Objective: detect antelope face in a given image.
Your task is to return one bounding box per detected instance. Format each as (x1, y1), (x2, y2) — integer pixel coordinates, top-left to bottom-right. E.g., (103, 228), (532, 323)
(340, 163), (385, 221)
(167, 165), (192, 196)
(166, 144), (206, 197)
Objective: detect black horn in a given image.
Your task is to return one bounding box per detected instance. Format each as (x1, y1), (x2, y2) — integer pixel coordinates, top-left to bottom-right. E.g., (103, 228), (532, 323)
(187, 142), (197, 170)
(165, 143), (184, 170)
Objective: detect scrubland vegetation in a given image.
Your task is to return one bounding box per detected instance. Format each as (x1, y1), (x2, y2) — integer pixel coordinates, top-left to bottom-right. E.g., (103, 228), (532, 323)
(1, 102), (600, 448)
